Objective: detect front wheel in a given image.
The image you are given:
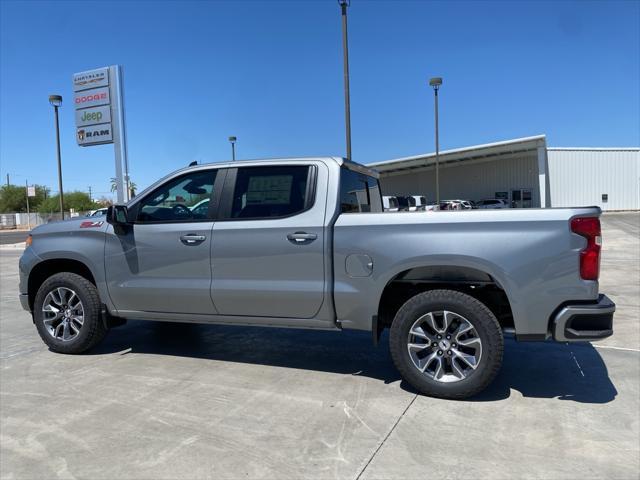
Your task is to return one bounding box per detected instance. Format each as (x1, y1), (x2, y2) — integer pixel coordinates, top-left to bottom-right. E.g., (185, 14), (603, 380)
(389, 289), (503, 399)
(33, 272), (108, 354)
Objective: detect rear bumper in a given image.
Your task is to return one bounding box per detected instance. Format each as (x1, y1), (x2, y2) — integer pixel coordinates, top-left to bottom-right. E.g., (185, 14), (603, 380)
(552, 294), (615, 342)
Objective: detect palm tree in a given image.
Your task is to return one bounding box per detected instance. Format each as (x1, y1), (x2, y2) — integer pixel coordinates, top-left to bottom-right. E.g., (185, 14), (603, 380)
(110, 177), (137, 197)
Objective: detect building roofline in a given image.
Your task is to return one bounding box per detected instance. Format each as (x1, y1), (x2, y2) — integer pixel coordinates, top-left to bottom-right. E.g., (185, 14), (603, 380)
(368, 135), (547, 172)
(547, 147), (640, 152)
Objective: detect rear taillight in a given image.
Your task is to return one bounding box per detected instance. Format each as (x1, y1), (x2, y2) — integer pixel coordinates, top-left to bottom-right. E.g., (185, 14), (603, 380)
(570, 217), (601, 281)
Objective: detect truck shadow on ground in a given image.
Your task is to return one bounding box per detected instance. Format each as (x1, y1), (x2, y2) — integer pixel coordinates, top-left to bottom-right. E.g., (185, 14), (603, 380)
(91, 320), (617, 404)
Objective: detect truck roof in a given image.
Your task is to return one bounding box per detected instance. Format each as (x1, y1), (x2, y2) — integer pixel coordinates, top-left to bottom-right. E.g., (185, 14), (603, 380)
(177, 156), (379, 178)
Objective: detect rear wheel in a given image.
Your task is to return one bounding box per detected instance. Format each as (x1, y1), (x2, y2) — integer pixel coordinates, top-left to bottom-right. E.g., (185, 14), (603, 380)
(33, 272), (108, 354)
(389, 289), (503, 399)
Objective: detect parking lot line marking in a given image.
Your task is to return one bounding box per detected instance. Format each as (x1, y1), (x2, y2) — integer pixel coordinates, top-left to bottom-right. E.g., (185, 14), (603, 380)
(354, 393), (418, 480)
(570, 350), (585, 377)
(594, 345), (640, 352)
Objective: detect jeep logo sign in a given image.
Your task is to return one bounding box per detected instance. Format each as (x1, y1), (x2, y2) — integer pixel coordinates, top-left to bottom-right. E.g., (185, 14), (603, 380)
(75, 105), (111, 127)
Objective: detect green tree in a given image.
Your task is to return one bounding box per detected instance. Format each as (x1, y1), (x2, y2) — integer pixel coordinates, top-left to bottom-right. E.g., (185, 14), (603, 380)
(0, 184), (49, 213)
(38, 191), (98, 214)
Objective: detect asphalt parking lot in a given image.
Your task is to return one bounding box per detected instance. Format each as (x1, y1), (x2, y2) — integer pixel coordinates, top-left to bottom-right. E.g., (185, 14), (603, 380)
(1, 212), (638, 479)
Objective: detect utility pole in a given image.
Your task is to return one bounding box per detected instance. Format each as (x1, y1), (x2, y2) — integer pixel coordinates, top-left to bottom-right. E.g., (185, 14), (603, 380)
(339, 0), (352, 161)
(88, 186), (92, 202)
(6, 174), (9, 187)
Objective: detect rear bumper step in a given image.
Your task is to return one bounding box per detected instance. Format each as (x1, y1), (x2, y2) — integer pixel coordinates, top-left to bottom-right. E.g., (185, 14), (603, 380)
(552, 294), (615, 342)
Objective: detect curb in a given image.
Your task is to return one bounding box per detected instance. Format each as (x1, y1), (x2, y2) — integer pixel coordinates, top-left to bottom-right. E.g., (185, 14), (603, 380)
(0, 242), (25, 250)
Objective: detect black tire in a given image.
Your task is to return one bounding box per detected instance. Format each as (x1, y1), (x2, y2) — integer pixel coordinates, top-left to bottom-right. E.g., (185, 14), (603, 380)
(389, 289), (503, 399)
(33, 272), (108, 354)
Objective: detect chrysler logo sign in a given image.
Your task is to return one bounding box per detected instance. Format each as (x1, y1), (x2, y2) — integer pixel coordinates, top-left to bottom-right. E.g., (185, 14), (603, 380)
(73, 67), (109, 92)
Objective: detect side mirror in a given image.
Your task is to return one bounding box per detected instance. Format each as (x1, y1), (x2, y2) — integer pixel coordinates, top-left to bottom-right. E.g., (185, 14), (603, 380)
(106, 205), (130, 231)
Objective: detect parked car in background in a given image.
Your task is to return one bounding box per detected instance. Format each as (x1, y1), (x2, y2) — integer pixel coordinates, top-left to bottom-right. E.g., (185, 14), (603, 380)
(88, 208), (109, 217)
(410, 195), (428, 211)
(190, 198), (211, 217)
(441, 200), (474, 210)
(396, 195), (424, 211)
(425, 202), (439, 211)
(382, 196), (399, 212)
(476, 199), (510, 209)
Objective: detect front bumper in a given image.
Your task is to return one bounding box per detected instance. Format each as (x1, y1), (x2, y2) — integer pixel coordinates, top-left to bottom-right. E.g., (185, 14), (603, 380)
(552, 294), (615, 342)
(19, 293), (30, 312)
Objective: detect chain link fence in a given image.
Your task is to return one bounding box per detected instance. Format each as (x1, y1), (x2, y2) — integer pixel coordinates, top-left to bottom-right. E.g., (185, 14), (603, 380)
(0, 211), (93, 230)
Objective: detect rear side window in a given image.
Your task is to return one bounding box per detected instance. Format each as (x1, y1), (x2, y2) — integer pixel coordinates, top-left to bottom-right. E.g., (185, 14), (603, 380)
(340, 168), (382, 213)
(230, 165), (311, 219)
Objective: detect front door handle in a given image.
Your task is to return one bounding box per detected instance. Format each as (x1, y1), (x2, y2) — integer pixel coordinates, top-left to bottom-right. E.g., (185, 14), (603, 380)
(287, 232), (317, 244)
(180, 234), (206, 245)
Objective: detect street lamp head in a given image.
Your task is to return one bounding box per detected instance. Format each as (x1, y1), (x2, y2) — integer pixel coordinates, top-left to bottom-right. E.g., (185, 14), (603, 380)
(429, 77), (443, 88)
(228, 136), (237, 143)
(338, 0), (350, 6)
(48, 95), (62, 107)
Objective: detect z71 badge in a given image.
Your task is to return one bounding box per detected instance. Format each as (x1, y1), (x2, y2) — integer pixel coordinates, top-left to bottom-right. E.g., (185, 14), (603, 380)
(80, 221), (104, 228)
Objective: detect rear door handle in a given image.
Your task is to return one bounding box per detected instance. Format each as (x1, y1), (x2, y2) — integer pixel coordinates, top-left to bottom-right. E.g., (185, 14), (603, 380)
(287, 232), (317, 244)
(180, 234), (206, 245)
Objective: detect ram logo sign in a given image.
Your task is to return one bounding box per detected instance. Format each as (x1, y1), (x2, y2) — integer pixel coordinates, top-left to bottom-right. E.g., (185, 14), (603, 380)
(76, 124), (113, 146)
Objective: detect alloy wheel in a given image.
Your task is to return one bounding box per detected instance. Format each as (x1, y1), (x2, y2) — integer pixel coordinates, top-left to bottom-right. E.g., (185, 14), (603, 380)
(407, 310), (483, 383)
(42, 287), (85, 342)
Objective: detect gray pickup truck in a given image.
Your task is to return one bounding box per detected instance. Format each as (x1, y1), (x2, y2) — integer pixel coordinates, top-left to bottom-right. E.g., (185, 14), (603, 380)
(19, 157), (615, 399)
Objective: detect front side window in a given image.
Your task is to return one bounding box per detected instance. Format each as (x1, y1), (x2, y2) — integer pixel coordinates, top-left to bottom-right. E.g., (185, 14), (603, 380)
(230, 165), (311, 219)
(340, 168), (382, 213)
(137, 170), (217, 222)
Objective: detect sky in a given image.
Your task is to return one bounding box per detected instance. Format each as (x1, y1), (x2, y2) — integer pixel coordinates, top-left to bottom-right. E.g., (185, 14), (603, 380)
(1, 0), (639, 199)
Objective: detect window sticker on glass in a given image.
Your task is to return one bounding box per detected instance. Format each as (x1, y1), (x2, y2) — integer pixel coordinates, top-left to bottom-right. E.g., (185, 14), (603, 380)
(246, 175), (293, 205)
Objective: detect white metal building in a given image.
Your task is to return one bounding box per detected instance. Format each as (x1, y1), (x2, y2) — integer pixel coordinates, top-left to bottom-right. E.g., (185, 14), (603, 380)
(369, 135), (639, 211)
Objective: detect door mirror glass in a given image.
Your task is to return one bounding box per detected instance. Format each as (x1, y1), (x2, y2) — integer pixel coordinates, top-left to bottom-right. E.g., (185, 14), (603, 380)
(107, 205), (129, 226)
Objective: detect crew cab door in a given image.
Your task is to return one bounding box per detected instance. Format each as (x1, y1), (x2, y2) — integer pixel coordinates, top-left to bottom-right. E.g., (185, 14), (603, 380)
(211, 163), (326, 318)
(105, 168), (224, 315)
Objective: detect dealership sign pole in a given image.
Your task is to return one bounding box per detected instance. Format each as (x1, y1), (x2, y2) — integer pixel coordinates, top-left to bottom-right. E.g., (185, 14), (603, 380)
(73, 65), (130, 203)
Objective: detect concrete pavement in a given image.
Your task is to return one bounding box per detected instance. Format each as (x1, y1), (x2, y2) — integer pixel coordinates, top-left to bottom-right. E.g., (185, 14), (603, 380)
(1, 212), (638, 479)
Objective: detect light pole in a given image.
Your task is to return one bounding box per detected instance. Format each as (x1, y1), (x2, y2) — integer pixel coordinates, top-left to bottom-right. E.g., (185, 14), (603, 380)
(428, 77), (442, 206)
(339, 0), (352, 161)
(49, 95), (64, 220)
(228, 136), (237, 161)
